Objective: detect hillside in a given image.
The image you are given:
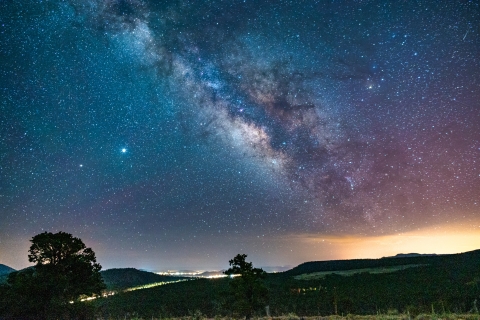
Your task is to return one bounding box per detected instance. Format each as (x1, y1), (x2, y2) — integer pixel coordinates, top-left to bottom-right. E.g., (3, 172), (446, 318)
(94, 249), (480, 318)
(101, 268), (186, 290)
(0, 264), (16, 283)
(281, 251), (467, 277)
(0, 264), (15, 276)
(292, 264), (426, 280)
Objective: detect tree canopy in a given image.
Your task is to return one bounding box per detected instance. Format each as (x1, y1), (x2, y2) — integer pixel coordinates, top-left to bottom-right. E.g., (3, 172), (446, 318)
(29, 231), (96, 266)
(0, 231), (105, 320)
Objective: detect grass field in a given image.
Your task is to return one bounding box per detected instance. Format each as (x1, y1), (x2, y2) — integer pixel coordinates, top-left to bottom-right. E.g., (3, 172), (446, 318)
(294, 264), (426, 280)
(96, 314), (480, 320)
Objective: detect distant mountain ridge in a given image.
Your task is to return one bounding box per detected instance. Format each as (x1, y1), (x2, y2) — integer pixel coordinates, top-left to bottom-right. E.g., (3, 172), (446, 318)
(385, 253), (439, 258)
(261, 265), (292, 273)
(197, 270), (224, 277)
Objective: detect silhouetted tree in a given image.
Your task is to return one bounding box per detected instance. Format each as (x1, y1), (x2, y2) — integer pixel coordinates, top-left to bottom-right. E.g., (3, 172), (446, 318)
(0, 231), (105, 320)
(224, 254), (268, 320)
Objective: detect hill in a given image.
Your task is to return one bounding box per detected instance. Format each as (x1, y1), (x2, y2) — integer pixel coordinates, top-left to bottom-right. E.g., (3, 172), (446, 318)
(100, 268), (186, 291)
(0, 264), (15, 276)
(292, 263), (426, 280)
(94, 249), (480, 318)
(0, 264), (16, 283)
(281, 251), (455, 277)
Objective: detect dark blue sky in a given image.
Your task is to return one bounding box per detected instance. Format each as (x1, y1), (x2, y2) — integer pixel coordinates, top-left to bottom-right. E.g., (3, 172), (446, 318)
(1, 0), (479, 270)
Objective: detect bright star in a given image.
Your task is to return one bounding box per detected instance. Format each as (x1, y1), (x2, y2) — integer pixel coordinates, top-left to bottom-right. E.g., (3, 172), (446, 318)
(121, 148), (127, 153)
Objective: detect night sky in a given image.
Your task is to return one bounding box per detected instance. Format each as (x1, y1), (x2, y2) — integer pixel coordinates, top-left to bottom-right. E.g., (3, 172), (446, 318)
(1, 0), (480, 271)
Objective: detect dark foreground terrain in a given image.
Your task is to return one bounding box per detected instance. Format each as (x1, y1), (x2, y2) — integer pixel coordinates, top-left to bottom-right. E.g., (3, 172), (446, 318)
(93, 249), (480, 318)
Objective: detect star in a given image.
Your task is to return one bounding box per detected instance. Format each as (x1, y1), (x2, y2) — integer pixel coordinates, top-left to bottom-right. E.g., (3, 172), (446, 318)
(1, 0), (478, 271)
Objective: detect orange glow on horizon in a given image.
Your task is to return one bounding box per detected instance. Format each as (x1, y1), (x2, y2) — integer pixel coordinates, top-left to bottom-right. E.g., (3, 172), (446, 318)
(278, 221), (480, 264)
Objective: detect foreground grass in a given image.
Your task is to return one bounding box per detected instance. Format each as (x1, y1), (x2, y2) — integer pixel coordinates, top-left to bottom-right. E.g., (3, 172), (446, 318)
(96, 314), (480, 320)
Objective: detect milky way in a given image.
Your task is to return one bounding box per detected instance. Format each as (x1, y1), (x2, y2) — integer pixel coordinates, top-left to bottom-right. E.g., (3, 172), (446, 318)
(1, 0), (479, 269)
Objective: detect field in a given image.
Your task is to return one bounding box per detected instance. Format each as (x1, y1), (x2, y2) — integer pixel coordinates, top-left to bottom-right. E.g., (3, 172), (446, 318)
(95, 314), (480, 320)
(294, 264), (426, 280)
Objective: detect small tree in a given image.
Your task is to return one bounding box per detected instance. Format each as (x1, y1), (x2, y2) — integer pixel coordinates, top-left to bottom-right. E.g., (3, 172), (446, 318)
(0, 231), (105, 320)
(224, 254), (268, 320)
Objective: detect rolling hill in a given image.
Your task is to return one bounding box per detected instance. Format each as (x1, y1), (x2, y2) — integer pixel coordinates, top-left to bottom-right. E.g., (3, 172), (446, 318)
(100, 268), (186, 291)
(0, 264), (15, 276)
(0, 264), (16, 283)
(281, 252), (449, 277)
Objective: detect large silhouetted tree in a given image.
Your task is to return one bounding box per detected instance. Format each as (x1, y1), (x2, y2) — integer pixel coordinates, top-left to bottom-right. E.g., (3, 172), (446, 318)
(0, 231), (105, 320)
(224, 254), (268, 320)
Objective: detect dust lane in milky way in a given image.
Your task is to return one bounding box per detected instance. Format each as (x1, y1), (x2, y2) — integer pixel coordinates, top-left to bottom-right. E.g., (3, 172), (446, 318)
(0, 0), (479, 270)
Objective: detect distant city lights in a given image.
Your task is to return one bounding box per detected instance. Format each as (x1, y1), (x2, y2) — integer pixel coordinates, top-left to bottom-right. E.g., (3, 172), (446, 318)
(156, 270), (238, 279)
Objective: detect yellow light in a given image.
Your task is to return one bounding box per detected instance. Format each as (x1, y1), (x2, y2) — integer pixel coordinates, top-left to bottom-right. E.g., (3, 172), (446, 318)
(300, 222), (480, 260)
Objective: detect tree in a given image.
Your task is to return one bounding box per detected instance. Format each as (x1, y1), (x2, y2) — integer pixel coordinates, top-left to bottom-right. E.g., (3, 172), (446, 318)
(0, 231), (105, 320)
(224, 254), (268, 320)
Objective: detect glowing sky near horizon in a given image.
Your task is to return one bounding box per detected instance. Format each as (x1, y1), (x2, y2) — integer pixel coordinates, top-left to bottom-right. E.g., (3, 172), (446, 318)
(0, 0), (479, 271)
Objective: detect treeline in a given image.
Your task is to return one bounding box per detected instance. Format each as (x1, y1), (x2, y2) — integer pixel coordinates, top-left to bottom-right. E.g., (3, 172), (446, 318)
(94, 250), (480, 318)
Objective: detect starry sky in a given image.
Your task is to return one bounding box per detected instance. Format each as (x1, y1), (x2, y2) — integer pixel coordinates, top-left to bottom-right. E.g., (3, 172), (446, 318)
(1, 0), (480, 271)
